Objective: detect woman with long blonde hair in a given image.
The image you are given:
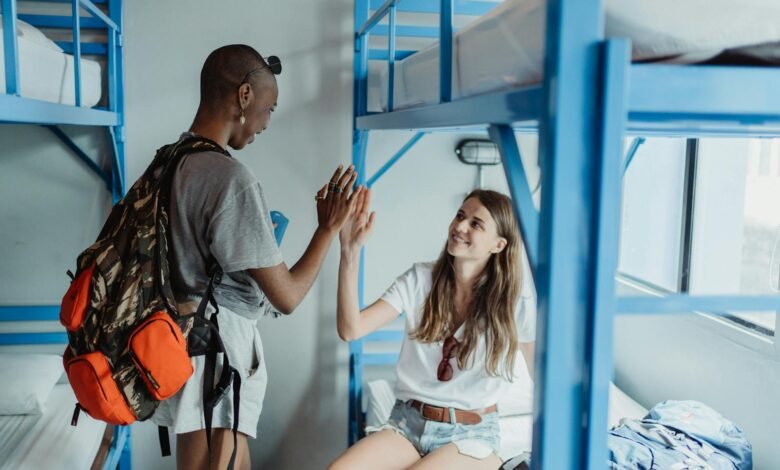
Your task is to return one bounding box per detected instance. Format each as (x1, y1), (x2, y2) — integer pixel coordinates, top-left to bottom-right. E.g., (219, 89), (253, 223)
(330, 189), (536, 469)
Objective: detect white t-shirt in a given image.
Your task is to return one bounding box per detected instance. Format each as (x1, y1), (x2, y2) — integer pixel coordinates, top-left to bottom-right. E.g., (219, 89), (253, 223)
(380, 261), (536, 410)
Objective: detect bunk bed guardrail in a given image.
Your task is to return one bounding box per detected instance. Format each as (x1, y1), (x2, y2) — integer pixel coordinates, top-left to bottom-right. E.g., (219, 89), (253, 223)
(0, 0), (126, 333)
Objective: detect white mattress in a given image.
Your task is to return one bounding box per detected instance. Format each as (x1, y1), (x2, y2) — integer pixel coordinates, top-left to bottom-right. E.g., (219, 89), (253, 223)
(0, 384), (106, 470)
(380, 0), (780, 110)
(364, 379), (647, 461)
(0, 17), (102, 107)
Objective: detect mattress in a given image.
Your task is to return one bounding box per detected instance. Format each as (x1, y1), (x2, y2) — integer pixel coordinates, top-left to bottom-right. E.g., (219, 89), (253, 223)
(380, 0), (780, 110)
(0, 384), (106, 470)
(364, 379), (647, 461)
(0, 17), (102, 107)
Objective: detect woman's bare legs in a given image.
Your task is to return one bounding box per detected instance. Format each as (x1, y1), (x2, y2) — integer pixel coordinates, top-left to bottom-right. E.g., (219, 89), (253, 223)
(328, 430), (421, 470)
(177, 428), (251, 470)
(407, 443), (502, 470)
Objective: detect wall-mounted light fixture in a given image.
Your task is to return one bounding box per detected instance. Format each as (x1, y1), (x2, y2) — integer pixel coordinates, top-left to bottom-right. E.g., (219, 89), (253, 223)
(455, 139), (501, 189)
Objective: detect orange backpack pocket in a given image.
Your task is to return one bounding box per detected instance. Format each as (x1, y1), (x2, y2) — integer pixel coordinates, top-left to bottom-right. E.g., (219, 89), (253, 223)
(60, 264), (96, 331)
(65, 351), (136, 425)
(129, 312), (193, 400)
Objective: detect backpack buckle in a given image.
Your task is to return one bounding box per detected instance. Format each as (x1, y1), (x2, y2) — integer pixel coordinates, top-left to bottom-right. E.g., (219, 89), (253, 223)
(205, 381), (230, 408)
(207, 265), (223, 287)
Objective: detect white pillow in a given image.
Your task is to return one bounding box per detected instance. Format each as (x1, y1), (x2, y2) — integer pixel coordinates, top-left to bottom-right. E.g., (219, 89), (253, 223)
(0, 353), (63, 415)
(18, 20), (64, 53)
(365, 379), (396, 428)
(498, 378), (533, 417)
(497, 347), (534, 417)
(0, 15), (64, 53)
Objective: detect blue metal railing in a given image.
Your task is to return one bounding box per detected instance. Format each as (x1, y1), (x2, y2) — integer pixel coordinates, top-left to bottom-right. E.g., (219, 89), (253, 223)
(368, 0), (495, 15)
(356, 0), (501, 116)
(3, 0), (123, 113)
(439, 0), (452, 103)
(1, 0), (20, 95)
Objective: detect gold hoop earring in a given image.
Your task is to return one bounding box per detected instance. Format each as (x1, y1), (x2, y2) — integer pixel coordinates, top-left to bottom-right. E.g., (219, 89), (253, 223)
(240, 109), (246, 125)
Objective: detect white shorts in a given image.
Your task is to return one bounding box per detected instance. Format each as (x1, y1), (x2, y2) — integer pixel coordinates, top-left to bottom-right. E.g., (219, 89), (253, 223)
(152, 305), (268, 438)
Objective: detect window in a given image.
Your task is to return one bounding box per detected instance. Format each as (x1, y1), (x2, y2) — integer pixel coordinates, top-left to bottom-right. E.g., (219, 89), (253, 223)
(689, 139), (779, 335)
(618, 138), (687, 293)
(618, 137), (778, 337)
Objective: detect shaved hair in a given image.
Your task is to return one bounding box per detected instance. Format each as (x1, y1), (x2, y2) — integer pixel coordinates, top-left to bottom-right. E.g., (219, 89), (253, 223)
(199, 44), (275, 107)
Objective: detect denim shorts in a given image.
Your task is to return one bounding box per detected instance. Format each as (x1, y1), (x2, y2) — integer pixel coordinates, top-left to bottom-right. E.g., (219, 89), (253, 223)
(367, 399), (501, 459)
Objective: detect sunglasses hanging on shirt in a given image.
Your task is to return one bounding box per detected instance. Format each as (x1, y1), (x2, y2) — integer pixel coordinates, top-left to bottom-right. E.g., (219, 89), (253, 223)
(437, 335), (460, 382)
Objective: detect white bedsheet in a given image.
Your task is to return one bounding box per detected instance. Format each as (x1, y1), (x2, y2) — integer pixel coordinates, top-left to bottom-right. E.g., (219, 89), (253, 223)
(0, 17), (102, 107)
(363, 379), (647, 461)
(0, 384), (106, 470)
(380, 0), (780, 110)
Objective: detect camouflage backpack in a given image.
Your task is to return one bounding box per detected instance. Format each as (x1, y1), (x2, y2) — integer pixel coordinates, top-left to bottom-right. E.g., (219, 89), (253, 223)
(59, 135), (239, 445)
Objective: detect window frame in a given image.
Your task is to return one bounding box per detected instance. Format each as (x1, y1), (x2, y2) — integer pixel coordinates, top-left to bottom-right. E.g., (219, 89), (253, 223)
(617, 137), (778, 358)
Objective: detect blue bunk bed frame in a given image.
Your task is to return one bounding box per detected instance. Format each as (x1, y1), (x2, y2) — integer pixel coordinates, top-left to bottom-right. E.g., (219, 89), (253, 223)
(0, 0), (129, 468)
(349, 0), (780, 468)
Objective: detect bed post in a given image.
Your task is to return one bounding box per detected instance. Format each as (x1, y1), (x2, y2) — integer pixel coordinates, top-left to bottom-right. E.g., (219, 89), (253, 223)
(349, 0), (370, 447)
(118, 427), (132, 470)
(583, 38), (630, 470)
(1, 0), (20, 96)
(488, 124), (540, 272)
(532, 0), (605, 468)
(108, 0), (125, 201)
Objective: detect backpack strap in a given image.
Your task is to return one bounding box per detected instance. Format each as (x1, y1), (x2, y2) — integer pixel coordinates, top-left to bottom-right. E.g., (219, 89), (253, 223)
(71, 404), (82, 426)
(158, 426), (171, 457)
(201, 311), (241, 470)
(229, 372), (241, 469)
(189, 265), (240, 470)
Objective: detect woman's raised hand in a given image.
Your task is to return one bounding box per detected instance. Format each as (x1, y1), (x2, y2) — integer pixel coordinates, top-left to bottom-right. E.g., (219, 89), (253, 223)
(316, 165), (360, 235)
(339, 184), (375, 256)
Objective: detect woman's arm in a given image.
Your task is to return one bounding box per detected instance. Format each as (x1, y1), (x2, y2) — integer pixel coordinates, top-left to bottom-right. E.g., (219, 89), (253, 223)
(249, 165), (358, 314)
(336, 187), (398, 340)
(338, 251), (399, 341)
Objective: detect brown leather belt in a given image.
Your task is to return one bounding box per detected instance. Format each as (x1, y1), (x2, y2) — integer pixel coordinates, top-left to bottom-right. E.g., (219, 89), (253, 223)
(407, 400), (497, 425)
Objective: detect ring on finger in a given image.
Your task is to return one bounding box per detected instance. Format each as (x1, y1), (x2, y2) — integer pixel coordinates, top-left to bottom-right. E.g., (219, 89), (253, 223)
(333, 187), (342, 194)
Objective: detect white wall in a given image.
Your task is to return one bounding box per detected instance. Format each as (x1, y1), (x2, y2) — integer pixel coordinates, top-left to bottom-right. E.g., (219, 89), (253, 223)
(0, 125), (111, 304)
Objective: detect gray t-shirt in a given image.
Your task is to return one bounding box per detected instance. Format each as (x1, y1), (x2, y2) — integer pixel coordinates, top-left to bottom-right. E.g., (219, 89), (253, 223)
(169, 136), (283, 319)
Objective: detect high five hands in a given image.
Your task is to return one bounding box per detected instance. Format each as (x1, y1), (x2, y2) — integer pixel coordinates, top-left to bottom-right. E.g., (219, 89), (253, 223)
(315, 165), (361, 235)
(339, 177), (375, 257)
